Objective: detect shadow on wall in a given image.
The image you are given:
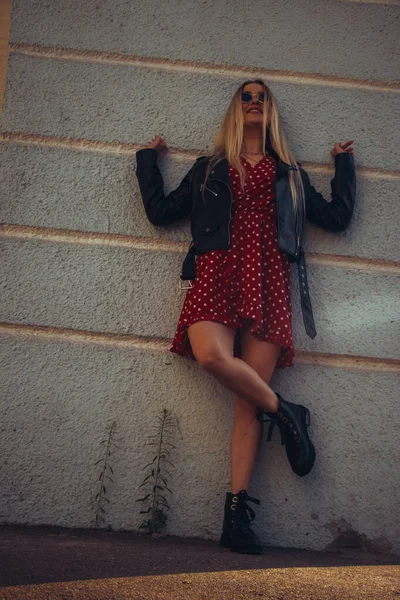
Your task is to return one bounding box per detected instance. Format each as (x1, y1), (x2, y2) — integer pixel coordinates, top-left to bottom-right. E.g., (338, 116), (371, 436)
(324, 518), (393, 555)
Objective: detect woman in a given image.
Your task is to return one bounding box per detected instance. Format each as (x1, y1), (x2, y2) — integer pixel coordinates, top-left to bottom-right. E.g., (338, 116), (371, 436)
(136, 80), (356, 555)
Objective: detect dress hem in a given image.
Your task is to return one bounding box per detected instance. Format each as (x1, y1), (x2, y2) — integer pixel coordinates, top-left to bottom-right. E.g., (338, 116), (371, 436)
(169, 314), (294, 369)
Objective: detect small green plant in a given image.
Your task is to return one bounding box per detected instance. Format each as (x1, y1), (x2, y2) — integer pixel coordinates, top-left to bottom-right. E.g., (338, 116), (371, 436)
(92, 420), (118, 529)
(136, 408), (176, 535)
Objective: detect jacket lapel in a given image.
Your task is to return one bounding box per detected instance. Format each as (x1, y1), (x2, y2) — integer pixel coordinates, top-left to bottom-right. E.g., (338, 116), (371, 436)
(208, 156), (230, 184)
(208, 153), (291, 182)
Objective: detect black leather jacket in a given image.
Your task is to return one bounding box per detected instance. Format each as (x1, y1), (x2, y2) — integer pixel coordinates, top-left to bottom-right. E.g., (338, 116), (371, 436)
(136, 145), (356, 339)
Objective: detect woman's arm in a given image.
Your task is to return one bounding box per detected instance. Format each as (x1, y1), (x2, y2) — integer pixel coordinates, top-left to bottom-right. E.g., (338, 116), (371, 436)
(136, 137), (198, 226)
(300, 141), (356, 232)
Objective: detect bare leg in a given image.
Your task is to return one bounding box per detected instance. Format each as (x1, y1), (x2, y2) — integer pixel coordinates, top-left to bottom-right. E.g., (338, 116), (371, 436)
(231, 324), (281, 493)
(187, 320), (279, 413)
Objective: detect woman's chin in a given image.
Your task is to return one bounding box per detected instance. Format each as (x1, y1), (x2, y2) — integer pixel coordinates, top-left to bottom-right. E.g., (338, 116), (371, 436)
(244, 116), (263, 128)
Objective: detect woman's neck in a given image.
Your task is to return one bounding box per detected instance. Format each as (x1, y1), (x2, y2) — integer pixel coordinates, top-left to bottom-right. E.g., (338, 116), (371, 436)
(242, 127), (263, 154)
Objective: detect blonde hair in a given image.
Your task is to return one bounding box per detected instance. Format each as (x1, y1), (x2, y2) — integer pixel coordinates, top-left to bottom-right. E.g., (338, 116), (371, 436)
(205, 80), (305, 215)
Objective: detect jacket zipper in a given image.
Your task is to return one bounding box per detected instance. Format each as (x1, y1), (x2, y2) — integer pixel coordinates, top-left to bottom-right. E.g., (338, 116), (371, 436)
(200, 183), (217, 196)
(276, 167), (300, 260)
(274, 174), (281, 251)
(210, 178), (233, 245)
(290, 164), (302, 259)
(295, 202), (300, 257)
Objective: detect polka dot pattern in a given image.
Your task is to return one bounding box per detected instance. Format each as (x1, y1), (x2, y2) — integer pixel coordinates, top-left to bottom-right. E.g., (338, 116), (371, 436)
(169, 155), (294, 368)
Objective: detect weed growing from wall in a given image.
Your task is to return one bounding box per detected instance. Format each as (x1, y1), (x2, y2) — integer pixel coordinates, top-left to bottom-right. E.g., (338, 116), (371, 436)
(92, 420), (118, 529)
(136, 408), (176, 536)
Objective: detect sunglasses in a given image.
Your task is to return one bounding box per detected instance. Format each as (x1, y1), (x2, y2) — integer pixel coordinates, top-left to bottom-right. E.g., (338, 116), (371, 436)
(241, 91), (266, 104)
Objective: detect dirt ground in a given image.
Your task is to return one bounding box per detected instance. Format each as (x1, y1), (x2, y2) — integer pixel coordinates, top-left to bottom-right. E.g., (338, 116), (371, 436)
(0, 525), (399, 599)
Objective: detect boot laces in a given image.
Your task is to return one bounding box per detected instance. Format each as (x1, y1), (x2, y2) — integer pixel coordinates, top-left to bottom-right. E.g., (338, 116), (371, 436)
(230, 492), (260, 527)
(257, 412), (302, 446)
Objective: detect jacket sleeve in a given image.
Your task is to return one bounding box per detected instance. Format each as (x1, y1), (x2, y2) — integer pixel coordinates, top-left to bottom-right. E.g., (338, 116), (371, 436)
(135, 148), (198, 226)
(300, 152), (356, 232)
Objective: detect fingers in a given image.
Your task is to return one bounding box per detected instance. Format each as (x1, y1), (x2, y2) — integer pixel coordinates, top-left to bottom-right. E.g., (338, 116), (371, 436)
(158, 137), (167, 153)
(331, 140), (355, 157)
(339, 140), (354, 150)
(340, 140), (354, 154)
(144, 136), (168, 152)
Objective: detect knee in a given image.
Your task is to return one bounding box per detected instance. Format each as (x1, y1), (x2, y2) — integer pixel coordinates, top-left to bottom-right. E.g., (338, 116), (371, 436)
(197, 349), (229, 373)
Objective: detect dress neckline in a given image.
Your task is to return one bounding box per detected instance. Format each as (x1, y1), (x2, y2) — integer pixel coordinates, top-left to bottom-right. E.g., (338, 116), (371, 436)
(241, 155), (270, 169)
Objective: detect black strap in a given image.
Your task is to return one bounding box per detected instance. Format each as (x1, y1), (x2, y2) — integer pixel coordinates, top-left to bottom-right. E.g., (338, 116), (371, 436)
(297, 250), (317, 339)
(180, 241), (197, 280)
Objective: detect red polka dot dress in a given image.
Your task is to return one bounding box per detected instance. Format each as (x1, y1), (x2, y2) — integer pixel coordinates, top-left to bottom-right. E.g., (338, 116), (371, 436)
(169, 155), (294, 368)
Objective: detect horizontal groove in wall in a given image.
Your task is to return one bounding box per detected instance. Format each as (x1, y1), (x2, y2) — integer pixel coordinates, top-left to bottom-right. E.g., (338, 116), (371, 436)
(0, 131), (199, 161)
(2, 132), (399, 181)
(1, 322), (399, 373)
(0, 132), (144, 157)
(343, 0), (400, 4)
(1, 223), (400, 275)
(0, 223), (188, 253)
(306, 254), (400, 275)
(10, 43), (400, 94)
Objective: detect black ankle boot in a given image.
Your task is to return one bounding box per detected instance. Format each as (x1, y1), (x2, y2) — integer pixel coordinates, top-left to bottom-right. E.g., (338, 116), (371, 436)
(220, 490), (263, 555)
(257, 392), (316, 477)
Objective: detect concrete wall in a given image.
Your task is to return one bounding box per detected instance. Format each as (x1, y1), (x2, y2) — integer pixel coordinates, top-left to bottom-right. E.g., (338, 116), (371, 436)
(1, 0), (399, 554)
(0, 0), (12, 113)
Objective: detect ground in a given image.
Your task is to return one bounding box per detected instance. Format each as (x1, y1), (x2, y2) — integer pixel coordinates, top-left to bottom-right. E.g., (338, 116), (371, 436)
(0, 525), (399, 599)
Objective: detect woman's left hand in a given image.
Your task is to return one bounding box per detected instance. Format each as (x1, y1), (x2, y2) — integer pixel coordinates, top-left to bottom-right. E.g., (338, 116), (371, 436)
(330, 140), (354, 157)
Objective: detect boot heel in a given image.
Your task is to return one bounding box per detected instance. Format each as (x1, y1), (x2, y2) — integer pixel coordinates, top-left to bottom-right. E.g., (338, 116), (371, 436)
(220, 531), (230, 548)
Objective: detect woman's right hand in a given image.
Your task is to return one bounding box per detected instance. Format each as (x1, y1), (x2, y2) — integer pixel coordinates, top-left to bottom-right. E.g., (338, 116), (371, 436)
(144, 136), (168, 154)
(330, 140), (354, 157)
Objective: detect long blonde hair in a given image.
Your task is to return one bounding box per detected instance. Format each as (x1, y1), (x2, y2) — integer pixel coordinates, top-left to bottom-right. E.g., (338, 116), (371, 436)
(205, 79), (305, 215)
